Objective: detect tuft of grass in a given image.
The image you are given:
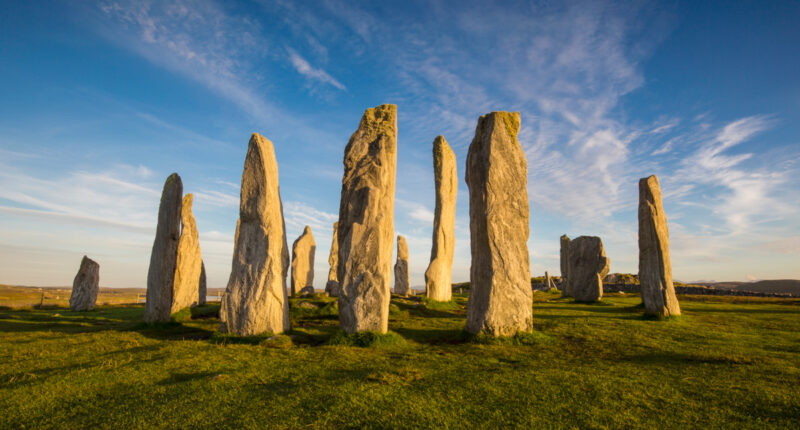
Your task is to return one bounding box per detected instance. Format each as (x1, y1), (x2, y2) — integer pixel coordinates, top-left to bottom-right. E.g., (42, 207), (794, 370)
(327, 330), (406, 348)
(170, 307), (192, 322)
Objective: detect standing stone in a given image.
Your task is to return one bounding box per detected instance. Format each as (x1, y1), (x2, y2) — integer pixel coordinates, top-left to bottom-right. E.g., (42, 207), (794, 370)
(144, 173), (183, 323)
(69, 256), (99, 311)
(337, 104), (397, 333)
(221, 134), (290, 335)
(291, 226), (316, 296)
(394, 235), (410, 297)
(638, 175), (681, 316)
(560, 235), (571, 297)
(566, 236), (609, 302)
(325, 222), (340, 297)
(172, 193), (202, 313)
(544, 271), (552, 291)
(425, 135), (457, 302)
(464, 111), (533, 336)
(198, 261), (207, 305)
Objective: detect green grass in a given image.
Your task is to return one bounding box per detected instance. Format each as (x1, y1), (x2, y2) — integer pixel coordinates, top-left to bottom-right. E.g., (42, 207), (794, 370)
(1, 292), (799, 428)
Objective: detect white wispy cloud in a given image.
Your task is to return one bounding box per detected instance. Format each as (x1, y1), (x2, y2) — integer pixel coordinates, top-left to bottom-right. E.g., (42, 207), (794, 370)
(287, 48), (346, 90)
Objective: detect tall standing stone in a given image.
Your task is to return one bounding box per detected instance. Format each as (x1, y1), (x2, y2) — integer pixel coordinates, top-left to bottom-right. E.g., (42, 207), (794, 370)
(172, 193), (202, 313)
(566, 236), (609, 302)
(198, 261), (207, 305)
(544, 271), (552, 290)
(69, 255), (99, 311)
(464, 111), (533, 336)
(424, 135), (457, 302)
(560, 235), (571, 297)
(638, 175), (681, 316)
(337, 104), (397, 333)
(144, 173), (183, 323)
(221, 134), (290, 335)
(394, 235), (410, 297)
(291, 226), (316, 296)
(325, 222), (340, 297)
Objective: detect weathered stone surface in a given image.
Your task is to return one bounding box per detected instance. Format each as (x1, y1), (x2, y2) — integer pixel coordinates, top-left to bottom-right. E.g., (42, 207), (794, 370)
(172, 193), (202, 313)
(69, 255), (99, 311)
(144, 173), (183, 323)
(425, 135), (457, 302)
(325, 222), (340, 297)
(560, 235), (571, 297)
(198, 261), (207, 305)
(464, 111), (533, 336)
(544, 271), (555, 291)
(394, 235), (410, 297)
(291, 226), (316, 296)
(638, 175), (681, 316)
(337, 104), (397, 333)
(220, 133), (290, 335)
(566, 236), (609, 302)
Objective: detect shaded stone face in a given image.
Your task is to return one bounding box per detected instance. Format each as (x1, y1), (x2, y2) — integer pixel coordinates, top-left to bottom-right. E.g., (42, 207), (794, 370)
(221, 133), (290, 336)
(172, 193), (202, 314)
(69, 255), (99, 311)
(325, 222), (340, 297)
(560, 235), (571, 296)
(566, 236), (609, 302)
(394, 235), (410, 297)
(291, 226), (316, 296)
(144, 173), (183, 323)
(198, 261), (207, 306)
(638, 175), (681, 316)
(337, 104), (397, 333)
(425, 135), (457, 302)
(464, 111), (533, 336)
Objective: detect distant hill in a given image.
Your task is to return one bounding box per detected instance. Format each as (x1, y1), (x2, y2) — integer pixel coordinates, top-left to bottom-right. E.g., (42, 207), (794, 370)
(697, 280), (800, 296)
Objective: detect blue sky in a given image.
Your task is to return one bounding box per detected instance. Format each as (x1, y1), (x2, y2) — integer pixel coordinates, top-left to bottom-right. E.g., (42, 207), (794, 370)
(1, 0), (798, 288)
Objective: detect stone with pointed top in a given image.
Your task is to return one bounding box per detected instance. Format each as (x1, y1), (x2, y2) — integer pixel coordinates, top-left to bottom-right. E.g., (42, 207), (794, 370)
(464, 111), (533, 336)
(394, 235), (410, 297)
(220, 133), (290, 335)
(337, 104), (397, 333)
(69, 256), (99, 311)
(325, 222), (340, 297)
(144, 173), (183, 323)
(198, 261), (207, 305)
(425, 135), (457, 302)
(172, 193), (202, 313)
(291, 226), (316, 296)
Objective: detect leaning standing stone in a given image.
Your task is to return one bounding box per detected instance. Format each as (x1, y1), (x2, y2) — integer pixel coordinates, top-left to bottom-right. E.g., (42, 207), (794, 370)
(638, 175), (681, 316)
(566, 236), (609, 302)
(464, 111), (533, 336)
(424, 135), (457, 302)
(560, 235), (571, 297)
(291, 226), (316, 296)
(69, 256), (99, 311)
(337, 104), (397, 333)
(325, 222), (340, 297)
(144, 173), (183, 323)
(221, 133), (290, 335)
(394, 235), (410, 297)
(172, 193), (202, 313)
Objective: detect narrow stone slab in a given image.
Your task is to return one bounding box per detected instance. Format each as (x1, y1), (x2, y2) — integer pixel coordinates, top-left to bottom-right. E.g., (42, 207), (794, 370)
(425, 135), (457, 302)
(172, 193), (202, 313)
(291, 226), (316, 296)
(464, 111), (533, 336)
(337, 104), (397, 333)
(221, 133), (290, 335)
(144, 173), (183, 323)
(560, 235), (571, 297)
(69, 255), (99, 311)
(394, 235), (410, 297)
(638, 175), (681, 316)
(198, 261), (207, 305)
(325, 222), (340, 297)
(566, 236), (609, 302)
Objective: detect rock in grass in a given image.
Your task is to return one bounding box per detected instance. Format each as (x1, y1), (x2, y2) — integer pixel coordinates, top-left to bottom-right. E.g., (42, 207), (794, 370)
(566, 236), (609, 302)
(464, 111), (533, 336)
(172, 193), (202, 313)
(291, 226), (316, 297)
(198, 261), (207, 305)
(69, 255), (99, 311)
(560, 234), (571, 297)
(144, 173), (183, 323)
(394, 235), (410, 297)
(221, 133), (290, 335)
(638, 175), (681, 316)
(337, 104), (397, 333)
(325, 222), (340, 297)
(424, 135), (457, 302)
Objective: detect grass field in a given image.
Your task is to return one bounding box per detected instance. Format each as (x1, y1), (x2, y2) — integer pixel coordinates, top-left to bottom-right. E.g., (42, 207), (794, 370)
(1, 291), (799, 429)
